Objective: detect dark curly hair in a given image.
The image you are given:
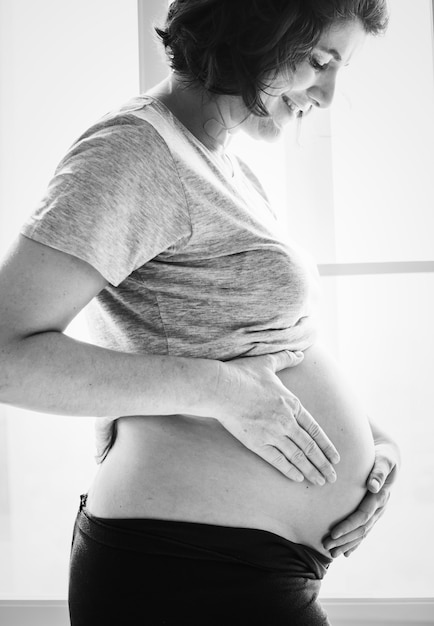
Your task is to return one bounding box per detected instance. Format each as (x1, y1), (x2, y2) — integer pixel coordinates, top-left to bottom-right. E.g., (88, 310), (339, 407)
(155, 0), (388, 116)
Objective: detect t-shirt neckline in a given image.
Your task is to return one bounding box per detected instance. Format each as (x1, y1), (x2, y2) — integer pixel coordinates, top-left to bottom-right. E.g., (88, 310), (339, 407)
(144, 95), (236, 179)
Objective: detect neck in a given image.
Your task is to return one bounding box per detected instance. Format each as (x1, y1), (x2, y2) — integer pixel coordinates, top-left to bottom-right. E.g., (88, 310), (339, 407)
(147, 75), (237, 154)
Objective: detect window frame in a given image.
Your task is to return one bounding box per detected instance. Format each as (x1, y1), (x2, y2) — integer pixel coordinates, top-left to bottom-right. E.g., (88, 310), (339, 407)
(0, 1), (432, 619)
(137, 0), (434, 615)
(1, 597), (433, 625)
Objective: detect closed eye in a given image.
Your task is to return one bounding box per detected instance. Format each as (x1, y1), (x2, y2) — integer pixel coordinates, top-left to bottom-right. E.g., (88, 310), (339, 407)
(309, 54), (330, 72)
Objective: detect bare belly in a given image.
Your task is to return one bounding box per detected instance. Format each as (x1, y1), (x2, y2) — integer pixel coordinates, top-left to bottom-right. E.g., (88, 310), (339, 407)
(86, 343), (375, 557)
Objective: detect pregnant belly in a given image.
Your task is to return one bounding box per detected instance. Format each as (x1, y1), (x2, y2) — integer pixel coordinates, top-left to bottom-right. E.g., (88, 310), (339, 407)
(86, 343), (375, 556)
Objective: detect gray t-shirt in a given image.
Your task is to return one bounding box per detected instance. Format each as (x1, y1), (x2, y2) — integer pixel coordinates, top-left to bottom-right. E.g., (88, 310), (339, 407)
(21, 95), (321, 461)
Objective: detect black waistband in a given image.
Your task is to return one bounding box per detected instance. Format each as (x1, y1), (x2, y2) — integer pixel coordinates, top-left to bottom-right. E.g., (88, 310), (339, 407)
(77, 494), (331, 580)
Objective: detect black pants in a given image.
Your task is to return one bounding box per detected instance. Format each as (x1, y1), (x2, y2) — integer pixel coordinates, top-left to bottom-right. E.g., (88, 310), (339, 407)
(69, 494), (332, 625)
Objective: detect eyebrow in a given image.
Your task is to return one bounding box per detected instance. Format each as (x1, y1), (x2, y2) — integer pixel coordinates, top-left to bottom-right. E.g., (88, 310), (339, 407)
(318, 47), (342, 62)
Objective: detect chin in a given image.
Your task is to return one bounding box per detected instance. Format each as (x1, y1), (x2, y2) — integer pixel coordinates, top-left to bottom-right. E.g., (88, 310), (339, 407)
(261, 129), (283, 143)
(248, 119), (283, 143)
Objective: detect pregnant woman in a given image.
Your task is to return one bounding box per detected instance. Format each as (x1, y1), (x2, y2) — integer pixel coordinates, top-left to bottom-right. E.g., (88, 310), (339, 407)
(0, 1), (400, 624)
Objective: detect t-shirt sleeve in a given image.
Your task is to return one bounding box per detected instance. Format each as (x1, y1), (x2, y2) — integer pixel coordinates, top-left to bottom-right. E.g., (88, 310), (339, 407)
(21, 117), (192, 286)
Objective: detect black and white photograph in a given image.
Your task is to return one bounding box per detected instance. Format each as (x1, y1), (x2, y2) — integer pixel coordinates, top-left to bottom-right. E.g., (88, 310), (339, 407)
(0, 1), (433, 624)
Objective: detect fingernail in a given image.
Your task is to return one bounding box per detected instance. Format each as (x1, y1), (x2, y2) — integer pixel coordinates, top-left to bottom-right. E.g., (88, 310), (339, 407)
(327, 470), (337, 483)
(315, 476), (326, 486)
(371, 479), (380, 492)
(332, 531), (342, 540)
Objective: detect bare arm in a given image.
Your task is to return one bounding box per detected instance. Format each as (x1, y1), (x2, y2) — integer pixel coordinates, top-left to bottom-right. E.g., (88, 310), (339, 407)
(0, 235), (219, 417)
(0, 235), (339, 483)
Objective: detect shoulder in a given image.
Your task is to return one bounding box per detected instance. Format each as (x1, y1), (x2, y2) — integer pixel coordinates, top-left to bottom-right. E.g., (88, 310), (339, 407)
(63, 98), (176, 176)
(43, 97), (191, 207)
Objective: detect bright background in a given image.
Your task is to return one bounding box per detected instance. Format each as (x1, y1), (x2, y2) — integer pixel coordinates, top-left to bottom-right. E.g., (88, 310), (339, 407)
(0, 0), (433, 600)
(0, 0), (139, 597)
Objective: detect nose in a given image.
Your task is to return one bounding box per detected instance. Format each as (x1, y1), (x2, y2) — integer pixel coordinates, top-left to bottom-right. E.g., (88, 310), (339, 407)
(308, 70), (338, 109)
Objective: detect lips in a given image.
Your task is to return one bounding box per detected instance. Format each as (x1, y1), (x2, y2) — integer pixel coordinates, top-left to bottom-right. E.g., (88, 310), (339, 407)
(282, 95), (299, 113)
(282, 95), (312, 117)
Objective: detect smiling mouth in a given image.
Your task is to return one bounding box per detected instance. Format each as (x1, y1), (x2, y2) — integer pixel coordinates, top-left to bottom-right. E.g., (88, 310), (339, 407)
(282, 96), (312, 117)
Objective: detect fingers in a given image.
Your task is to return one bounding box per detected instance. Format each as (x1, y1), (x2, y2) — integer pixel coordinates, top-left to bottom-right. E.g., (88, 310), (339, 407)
(259, 442), (326, 485)
(262, 398), (340, 484)
(325, 521), (370, 552)
(223, 351), (341, 484)
(343, 544), (361, 558)
(324, 508), (386, 557)
(330, 537), (364, 559)
(284, 422), (337, 484)
(367, 456), (393, 493)
(328, 494), (378, 540)
(367, 457), (389, 492)
(260, 445), (305, 482)
(368, 478), (381, 493)
(267, 438), (332, 485)
(367, 441), (401, 493)
(295, 405), (340, 466)
(323, 492), (388, 553)
(269, 350), (305, 372)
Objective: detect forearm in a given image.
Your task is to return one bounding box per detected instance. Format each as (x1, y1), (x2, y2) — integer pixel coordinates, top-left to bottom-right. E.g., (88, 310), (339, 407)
(0, 331), (219, 418)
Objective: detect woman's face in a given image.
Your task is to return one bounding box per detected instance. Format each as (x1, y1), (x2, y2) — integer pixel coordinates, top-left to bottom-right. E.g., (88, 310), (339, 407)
(237, 19), (367, 142)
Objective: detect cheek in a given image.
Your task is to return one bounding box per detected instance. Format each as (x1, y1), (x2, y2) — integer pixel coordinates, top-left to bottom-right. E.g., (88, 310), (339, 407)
(290, 64), (316, 90)
(265, 64), (316, 98)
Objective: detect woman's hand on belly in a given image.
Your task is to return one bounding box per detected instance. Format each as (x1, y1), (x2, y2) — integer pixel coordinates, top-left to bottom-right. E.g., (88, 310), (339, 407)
(323, 437), (400, 558)
(88, 343), (377, 555)
(209, 350), (341, 486)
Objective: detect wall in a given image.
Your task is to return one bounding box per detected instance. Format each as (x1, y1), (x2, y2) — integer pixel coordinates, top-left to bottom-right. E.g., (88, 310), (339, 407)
(0, 0), (139, 597)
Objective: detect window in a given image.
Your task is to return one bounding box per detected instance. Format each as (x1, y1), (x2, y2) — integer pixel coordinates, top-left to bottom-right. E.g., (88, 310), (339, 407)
(0, 0), (139, 598)
(233, 0), (434, 598)
(0, 0), (433, 605)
